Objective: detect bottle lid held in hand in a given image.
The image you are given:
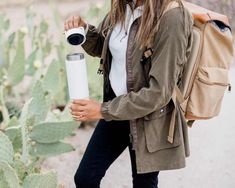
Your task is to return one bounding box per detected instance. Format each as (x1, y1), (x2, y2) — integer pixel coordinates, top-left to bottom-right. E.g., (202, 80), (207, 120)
(65, 27), (86, 46)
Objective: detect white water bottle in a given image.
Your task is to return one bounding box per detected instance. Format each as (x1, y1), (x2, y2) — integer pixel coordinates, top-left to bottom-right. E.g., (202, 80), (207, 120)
(65, 53), (89, 99)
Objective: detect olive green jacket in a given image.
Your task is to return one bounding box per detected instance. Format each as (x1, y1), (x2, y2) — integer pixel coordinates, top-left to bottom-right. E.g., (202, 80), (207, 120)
(82, 7), (193, 173)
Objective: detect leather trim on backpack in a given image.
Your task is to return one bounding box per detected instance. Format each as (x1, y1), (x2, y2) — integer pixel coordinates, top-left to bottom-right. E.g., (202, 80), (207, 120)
(183, 1), (230, 26)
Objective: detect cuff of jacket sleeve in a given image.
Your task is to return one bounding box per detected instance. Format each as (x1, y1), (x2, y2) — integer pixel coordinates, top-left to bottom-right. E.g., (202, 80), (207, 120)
(101, 102), (113, 121)
(81, 25), (95, 49)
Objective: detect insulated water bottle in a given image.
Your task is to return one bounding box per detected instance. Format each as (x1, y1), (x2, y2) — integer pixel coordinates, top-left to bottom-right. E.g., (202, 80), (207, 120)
(65, 53), (89, 100)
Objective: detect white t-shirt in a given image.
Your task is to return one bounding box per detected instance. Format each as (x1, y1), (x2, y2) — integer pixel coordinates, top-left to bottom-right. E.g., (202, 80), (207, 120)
(109, 5), (143, 96)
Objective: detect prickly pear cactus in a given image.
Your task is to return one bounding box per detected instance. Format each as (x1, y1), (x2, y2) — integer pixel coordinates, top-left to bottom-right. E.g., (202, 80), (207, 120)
(30, 141), (75, 158)
(43, 60), (61, 96)
(29, 81), (49, 124)
(5, 125), (20, 141)
(30, 121), (78, 143)
(0, 9), (88, 188)
(23, 171), (57, 188)
(0, 170), (9, 188)
(7, 31), (25, 86)
(20, 99), (33, 164)
(0, 131), (14, 164)
(0, 161), (20, 188)
(5, 126), (22, 153)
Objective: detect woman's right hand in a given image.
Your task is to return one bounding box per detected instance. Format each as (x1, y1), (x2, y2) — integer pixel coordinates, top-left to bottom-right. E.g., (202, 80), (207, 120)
(64, 16), (87, 31)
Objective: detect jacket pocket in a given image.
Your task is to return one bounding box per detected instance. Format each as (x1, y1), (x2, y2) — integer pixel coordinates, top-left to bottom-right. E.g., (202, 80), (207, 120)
(143, 101), (181, 153)
(186, 67), (230, 119)
(144, 100), (174, 120)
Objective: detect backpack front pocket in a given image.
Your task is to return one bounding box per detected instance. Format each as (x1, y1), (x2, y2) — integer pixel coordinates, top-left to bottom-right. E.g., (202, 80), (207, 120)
(186, 67), (230, 120)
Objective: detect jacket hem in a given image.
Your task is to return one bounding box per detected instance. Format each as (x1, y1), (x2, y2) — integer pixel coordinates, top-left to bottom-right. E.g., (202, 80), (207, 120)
(136, 162), (186, 174)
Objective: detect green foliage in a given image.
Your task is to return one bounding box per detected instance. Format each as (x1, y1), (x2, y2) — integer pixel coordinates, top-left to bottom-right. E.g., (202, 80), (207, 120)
(22, 171), (57, 188)
(5, 126), (20, 142)
(25, 50), (37, 76)
(42, 60), (62, 97)
(86, 56), (103, 101)
(5, 102), (21, 119)
(0, 131), (14, 164)
(0, 15), (10, 31)
(33, 57), (68, 111)
(30, 121), (78, 143)
(20, 99), (33, 164)
(30, 142), (75, 157)
(5, 126), (22, 152)
(0, 86), (10, 126)
(29, 81), (49, 124)
(39, 19), (49, 36)
(0, 161), (20, 188)
(7, 31), (26, 86)
(7, 32), (16, 47)
(0, 170), (9, 188)
(0, 1), (113, 187)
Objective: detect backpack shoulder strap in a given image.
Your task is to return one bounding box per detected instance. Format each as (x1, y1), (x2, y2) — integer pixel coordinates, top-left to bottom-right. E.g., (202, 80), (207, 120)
(145, 1), (182, 52)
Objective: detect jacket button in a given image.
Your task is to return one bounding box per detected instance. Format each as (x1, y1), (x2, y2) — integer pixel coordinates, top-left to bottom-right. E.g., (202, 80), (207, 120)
(160, 108), (164, 113)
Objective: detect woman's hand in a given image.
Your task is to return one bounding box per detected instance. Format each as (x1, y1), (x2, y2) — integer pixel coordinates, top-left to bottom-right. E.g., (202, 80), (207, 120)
(69, 99), (103, 122)
(64, 15), (87, 31)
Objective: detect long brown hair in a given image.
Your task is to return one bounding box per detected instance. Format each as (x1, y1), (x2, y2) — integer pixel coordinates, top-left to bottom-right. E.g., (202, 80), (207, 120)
(108, 0), (183, 48)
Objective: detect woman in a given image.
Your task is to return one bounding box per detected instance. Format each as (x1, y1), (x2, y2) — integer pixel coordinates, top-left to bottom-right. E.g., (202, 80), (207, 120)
(64, 0), (193, 187)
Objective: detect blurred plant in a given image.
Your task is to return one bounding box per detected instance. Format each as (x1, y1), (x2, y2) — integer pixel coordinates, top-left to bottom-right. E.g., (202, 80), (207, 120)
(85, 0), (111, 101)
(0, 0), (111, 186)
(0, 84), (79, 187)
(0, 4), (81, 187)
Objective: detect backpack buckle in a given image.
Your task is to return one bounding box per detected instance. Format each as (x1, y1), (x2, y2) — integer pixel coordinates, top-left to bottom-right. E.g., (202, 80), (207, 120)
(140, 48), (153, 65)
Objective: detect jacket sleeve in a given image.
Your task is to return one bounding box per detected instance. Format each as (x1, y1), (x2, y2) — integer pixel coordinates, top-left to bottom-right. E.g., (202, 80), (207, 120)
(100, 8), (193, 121)
(81, 14), (109, 58)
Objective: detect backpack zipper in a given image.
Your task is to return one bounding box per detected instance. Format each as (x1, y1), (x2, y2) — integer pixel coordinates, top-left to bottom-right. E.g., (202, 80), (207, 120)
(228, 84), (232, 92)
(197, 76), (230, 87)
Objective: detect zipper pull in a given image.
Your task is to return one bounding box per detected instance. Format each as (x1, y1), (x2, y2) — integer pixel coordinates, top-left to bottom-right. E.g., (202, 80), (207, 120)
(228, 84), (232, 93)
(129, 133), (133, 143)
(97, 59), (104, 75)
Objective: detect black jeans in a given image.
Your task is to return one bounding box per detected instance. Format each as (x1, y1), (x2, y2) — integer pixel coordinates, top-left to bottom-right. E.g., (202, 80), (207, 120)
(74, 88), (159, 188)
(74, 119), (159, 188)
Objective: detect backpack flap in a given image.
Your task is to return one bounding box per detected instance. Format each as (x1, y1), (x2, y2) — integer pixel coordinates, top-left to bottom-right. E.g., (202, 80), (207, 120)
(183, 1), (230, 27)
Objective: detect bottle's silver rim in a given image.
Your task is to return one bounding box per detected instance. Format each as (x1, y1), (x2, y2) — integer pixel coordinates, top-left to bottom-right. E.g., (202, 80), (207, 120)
(66, 53), (84, 61)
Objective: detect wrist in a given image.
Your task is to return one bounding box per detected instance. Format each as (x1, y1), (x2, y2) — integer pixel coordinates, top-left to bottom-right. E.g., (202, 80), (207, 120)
(98, 103), (104, 119)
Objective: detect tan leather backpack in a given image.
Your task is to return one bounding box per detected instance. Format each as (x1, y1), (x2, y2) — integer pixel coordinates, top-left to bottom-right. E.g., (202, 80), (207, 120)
(159, 1), (234, 143)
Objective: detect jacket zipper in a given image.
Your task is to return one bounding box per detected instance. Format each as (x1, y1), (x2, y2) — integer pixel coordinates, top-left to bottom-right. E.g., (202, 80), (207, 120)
(126, 19), (139, 150)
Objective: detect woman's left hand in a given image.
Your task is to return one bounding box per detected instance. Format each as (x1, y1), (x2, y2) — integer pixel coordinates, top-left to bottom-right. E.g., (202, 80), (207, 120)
(69, 99), (103, 122)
